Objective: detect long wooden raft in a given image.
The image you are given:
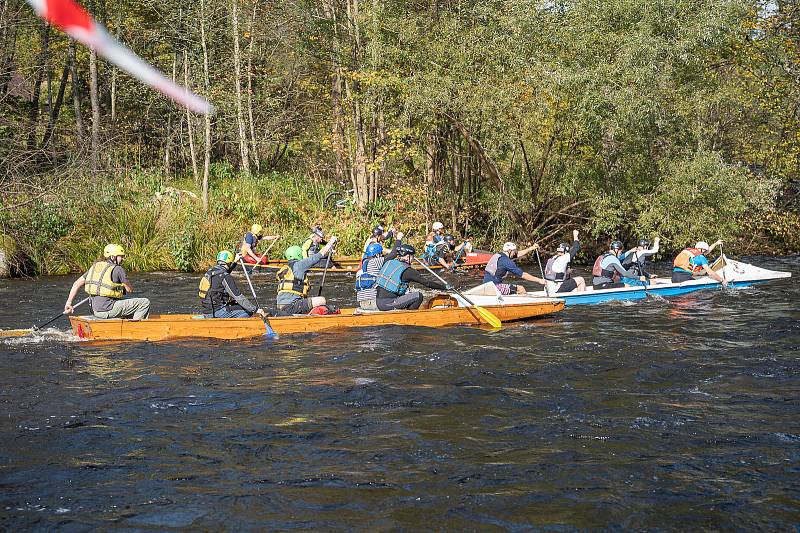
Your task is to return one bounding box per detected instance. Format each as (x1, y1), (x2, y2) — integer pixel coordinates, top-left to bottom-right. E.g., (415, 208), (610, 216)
(68, 297), (564, 341)
(247, 252), (495, 273)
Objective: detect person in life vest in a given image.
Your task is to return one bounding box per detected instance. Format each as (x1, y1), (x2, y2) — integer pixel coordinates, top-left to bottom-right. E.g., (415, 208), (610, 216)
(427, 234), (472, 269)
(592, 241), (648, 290)
(423, 221), (445, 262)
(63, 244), (151, 319)
(544, 229), (587, 294)
(302, 226), (326, 258)
(362, 224), (397, 253)
(483, 242), (546, 295)
(672, 240), (727, 286)
(240, 224), (279, 265)
(375, 244), (450, 311)
(276, 236), (337, 315)
(619, 237), (660, 285)
(356, 237), (403, 311)
(199, 251), (267, 318)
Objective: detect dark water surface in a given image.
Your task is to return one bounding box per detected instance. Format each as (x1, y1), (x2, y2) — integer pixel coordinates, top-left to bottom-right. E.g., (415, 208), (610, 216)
(1, 257), (798, 530)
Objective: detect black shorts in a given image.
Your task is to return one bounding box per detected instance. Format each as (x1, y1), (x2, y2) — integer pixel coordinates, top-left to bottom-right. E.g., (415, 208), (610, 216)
(671, 271), (693, 283)
(593, 281), (625, 291)
(277, 298), (313, 316)
(556, 278), (578, 293)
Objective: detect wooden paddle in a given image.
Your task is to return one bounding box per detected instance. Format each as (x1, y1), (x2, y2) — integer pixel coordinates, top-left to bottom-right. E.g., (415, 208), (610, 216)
(534, 249), (551, 298)
(414, 257), (502, 328)
(0, 297), (90, 338)
(316, 251), (332, 297)
(239, 258), (276, 337)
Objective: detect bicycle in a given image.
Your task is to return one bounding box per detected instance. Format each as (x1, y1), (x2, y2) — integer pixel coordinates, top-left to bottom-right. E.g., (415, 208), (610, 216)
(324, 189), (355, 209)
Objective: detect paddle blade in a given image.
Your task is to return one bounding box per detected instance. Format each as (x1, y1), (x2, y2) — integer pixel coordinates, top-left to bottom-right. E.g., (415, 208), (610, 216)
(474, 306), (502, 329)
(0, 329), (34, 338)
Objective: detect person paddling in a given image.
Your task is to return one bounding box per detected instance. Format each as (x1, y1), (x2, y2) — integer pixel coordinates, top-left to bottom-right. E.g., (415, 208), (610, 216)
(483, 242), (546, 295)
(276, 237), (337, 315)
(240, 224), (279, 265)
(672, 240), (727, 287)
(363, 224), (396, 253)
(375, 244), (450, 311)
(356, 233), (404, 311)
(199, 251), (267, 318)
(64, 244), (151, 320)
(592, 241), (648, 290)
(620, 237), (660, 285)
(544, 230), (587, 294)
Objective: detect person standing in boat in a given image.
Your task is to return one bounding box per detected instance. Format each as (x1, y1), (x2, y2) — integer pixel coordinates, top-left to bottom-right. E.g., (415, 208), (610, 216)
(240, 224), (279, 265)
(199, 251), (267, 318)
(63, 244), (151, 320)
(375, 244), (451, 311)
(483, 242), (546, 295)
(544, 229), (587, 294)
(355, 234), (403, 311)
(276, 237), (337, 315)
(672, 240), (727, 287)
(619, 237), (660, 285)
(592, 241), (648, 290)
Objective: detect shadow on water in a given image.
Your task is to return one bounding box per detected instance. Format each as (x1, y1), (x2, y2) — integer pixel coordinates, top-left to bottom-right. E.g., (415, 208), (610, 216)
(0, 256), (798, 529)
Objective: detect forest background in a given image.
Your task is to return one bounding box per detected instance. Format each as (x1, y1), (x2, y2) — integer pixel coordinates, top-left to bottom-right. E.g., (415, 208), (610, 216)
(0, 0), (798, 275)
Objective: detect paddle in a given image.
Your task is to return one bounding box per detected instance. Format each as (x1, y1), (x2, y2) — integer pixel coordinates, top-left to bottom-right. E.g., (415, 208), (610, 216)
(413, 257), (502, 328)
(0, 297), (90, 338)
(316, 251), (332, 297)
(238, 258), (276, 337)
(534, 249), (551, 297)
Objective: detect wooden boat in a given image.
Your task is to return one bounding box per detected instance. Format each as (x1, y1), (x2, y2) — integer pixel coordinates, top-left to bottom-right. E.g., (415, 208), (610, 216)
(455, 257), (791, 306)
(68, 297), (564, 341)
(246, 252), (495, 274)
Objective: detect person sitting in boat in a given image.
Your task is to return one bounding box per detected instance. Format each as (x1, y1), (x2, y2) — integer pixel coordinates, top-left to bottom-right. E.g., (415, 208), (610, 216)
(375, 244), (450, 311)
(431, 234), (473, 269)
(356, 237), (404, 311)
(672, 240), (727, 287)
(423, 221), (445, 261)
(619, 237), (660, 285)
(276, 238), (337, 315)
(362, 224), (396, 253)
(483, 242), (546, 295)
(544, 229), (587, 294)
(199, 250), (267, 319)
(63, 244), (151, 320)
(240, 224), (279, 265)
(592, 241), (648, 290)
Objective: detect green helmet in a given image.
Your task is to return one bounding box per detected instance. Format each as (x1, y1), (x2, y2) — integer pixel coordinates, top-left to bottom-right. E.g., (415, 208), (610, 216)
(217, 250), (235, 264)
(285, 245), (303, 261)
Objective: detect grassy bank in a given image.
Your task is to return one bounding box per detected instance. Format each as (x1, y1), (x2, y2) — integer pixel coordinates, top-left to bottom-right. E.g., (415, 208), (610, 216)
(1, 167), (798, 277)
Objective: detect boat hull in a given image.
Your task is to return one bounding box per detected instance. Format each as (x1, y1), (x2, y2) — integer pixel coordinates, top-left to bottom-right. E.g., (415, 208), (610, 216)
(247, 252), (494, 273)
(68, 299), (564, 341)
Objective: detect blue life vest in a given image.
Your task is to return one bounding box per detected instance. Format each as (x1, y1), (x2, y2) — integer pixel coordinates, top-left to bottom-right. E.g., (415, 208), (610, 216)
(423, 235), (443, 261)
(375, 259), (410, 296)
(355, 256), (380, 291)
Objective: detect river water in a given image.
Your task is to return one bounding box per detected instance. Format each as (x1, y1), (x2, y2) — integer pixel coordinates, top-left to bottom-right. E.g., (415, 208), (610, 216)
(0, 256), (798, 530)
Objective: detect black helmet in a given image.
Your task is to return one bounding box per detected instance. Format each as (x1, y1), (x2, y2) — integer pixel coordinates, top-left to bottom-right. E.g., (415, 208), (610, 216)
(557, 242), (569, 253)
(398, 244), (416, 257)
(638, 238), (650, 248)
(311, 226), (324, 239)
(372, 225), (384, 237)
(610, 240), (623, 250)
(444, 234), (455, 243)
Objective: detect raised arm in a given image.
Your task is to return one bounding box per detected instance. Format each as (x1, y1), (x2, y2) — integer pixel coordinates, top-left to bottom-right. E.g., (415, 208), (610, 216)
(516, 243), (540, 260)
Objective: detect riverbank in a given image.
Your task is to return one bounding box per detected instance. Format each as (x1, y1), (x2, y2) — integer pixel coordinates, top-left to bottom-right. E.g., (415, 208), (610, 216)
(1, 169), (798, 277)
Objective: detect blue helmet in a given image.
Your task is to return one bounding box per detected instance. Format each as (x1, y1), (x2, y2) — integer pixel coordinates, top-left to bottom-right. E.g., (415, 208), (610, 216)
(365, 243), (383, 257)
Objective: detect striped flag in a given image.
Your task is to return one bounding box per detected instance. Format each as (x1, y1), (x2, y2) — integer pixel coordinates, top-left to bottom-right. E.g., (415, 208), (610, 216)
(25, 0), (213, 115)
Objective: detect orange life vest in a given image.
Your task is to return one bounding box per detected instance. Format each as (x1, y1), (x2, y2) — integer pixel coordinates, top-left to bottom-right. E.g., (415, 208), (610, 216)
(673, 247), (704, 273)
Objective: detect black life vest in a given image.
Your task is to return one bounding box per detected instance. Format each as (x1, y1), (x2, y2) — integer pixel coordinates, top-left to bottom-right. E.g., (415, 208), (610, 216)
(199, 265), (233, 314)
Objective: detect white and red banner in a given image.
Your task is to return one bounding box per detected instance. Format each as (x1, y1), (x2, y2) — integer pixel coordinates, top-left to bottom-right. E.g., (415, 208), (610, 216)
(25, 0), (213, 114)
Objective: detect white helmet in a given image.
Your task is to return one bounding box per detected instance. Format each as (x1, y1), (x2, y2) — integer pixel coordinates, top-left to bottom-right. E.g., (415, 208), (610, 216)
(695, 241), (710, 251)
(502, 242), (517, 252)
(432, 222), (444, 231)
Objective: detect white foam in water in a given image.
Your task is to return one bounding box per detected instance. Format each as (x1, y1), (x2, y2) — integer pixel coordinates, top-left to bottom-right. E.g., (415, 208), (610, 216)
(2, 328), (79, 346)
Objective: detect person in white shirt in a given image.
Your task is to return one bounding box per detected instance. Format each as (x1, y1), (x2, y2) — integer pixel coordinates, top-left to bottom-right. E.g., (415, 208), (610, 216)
(544, 229), (586, 293)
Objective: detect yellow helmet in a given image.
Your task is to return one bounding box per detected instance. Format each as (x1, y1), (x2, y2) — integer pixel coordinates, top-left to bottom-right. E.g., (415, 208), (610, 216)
(103, 244), (125, 258)
(251, 224), (263, 236)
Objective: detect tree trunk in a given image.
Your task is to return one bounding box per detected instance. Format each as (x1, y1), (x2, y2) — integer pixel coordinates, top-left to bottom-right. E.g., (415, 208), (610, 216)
(200, 0), (211, 211)
(164, 51), (177, 175)
(68, 39), (85, 141)
(324, 0), (348, 185)
(230, 0), (250, 174)
(42, 58), (70, 148)
(184, 49), (199, 186)
(246, 3), (259, 171)
(27, 21), (49, 152)
(89, 46), (100, 172)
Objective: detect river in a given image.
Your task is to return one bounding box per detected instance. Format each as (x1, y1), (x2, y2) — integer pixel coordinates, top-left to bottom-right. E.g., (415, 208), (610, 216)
(0, 256), (798, 530)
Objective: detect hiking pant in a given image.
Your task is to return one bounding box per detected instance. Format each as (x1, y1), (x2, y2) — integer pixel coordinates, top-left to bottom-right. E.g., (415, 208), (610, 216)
(93, 298), (151, 320)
